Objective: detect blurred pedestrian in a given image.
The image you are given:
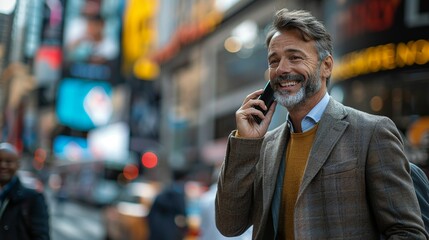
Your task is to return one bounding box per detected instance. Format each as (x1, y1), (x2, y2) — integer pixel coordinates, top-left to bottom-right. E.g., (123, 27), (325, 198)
(147, 170), (188, 240)
(54, 174), (68, 217)
(215, 8), (428, 239)
(0, 142), (50, 239)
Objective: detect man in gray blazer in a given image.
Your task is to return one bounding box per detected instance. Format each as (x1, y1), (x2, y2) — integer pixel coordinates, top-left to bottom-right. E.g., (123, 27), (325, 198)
(215, 8), (428, 240)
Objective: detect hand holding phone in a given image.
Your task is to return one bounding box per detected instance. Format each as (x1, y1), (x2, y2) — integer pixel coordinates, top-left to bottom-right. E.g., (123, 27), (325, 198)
(253, 81), (275, 124)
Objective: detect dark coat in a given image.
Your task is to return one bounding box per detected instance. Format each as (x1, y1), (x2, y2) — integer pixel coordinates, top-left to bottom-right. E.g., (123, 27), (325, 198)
(0, 178), (50, 240)
(410, 162), (429, 233)
(148, 182), (188, 240)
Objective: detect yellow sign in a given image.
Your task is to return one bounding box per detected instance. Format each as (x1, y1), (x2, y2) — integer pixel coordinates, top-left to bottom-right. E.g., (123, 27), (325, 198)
(122, 0), (159, 78)
(333, 39), (429, 81)
(133, 58), (160, 80)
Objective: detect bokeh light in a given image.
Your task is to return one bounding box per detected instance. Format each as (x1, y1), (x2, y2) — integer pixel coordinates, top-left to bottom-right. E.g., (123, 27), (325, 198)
(224, 37), (241, 53)
(141, 151), (158, 169)
(370, 96), (383, 112)
(123, 164), (139, 180)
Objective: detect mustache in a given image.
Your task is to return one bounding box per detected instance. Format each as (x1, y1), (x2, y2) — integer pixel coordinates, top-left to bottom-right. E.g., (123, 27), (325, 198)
(273, 74), (305, 83)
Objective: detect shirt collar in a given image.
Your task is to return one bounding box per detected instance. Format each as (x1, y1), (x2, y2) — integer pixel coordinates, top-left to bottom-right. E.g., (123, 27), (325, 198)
(287, 92), (330, 132)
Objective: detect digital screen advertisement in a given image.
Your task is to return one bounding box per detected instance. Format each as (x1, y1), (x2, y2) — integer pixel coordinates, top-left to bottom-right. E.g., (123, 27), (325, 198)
(56, 77), (113, 131)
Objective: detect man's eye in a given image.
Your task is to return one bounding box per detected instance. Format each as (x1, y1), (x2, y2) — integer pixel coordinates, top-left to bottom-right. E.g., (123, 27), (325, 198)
(290, 56), (303, 61)
(269, 60), (279, 67)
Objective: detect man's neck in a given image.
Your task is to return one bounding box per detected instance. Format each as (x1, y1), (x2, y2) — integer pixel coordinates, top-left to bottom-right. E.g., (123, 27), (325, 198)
(287, 90), (326, 133)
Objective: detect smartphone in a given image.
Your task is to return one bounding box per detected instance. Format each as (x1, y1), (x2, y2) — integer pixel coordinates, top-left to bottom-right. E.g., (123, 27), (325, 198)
(253, 81), (275, 124)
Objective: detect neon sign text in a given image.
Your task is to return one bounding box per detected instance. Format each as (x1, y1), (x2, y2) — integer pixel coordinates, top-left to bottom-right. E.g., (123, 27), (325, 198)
(333, 39), (429, 81)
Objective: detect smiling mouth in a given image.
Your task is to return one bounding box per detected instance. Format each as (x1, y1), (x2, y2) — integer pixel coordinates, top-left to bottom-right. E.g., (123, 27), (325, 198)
(279, 81), (299, 87)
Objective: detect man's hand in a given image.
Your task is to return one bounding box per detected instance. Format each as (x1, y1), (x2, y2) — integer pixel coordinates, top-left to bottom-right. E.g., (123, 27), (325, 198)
(236, 89), (277, 138)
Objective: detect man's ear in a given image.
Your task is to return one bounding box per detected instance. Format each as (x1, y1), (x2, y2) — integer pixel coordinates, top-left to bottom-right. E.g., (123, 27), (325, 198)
(321, 55), (333, 80)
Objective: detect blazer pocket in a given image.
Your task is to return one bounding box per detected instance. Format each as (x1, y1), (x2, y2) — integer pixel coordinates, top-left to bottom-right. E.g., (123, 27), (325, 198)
(322, 158), (357, 176)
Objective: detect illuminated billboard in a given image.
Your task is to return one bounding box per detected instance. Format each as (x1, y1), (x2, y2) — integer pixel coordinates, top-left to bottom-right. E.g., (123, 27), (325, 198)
(62, 0), (123, 82)
(53, 122), (130, 162)
(53, 135), (91, 161)
(56, 78), (113, 131)
(324, 0), (429, 82)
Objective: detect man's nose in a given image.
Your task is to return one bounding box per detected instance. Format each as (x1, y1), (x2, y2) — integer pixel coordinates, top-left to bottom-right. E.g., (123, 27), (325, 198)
(276, 58), (292, 76)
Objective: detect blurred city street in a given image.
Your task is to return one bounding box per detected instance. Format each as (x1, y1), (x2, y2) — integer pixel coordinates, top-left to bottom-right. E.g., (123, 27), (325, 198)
(46, 189), (105, 240)
(1, 0), (429, 239)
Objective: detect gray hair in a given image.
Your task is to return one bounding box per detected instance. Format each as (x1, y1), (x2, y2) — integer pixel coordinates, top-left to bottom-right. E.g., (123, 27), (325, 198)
(266, 9), (333, 83)
(0, 142), (19, 156)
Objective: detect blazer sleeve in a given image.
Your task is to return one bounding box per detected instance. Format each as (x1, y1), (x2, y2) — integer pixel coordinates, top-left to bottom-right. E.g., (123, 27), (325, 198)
(215, 131), (263, 237)
(365, 117), (428, 239)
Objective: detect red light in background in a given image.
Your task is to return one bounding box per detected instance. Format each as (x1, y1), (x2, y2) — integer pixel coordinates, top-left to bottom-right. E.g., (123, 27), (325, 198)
(36, 46), (62, 69)
(141, 151), (158, 169)
(123, 164), (139, 180)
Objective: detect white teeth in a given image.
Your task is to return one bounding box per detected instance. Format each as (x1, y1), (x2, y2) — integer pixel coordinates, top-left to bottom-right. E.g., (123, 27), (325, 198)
(280, 81), (298, 87)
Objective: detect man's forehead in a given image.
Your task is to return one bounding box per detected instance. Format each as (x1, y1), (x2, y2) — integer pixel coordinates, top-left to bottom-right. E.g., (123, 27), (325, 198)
(268, 30), (317, 55)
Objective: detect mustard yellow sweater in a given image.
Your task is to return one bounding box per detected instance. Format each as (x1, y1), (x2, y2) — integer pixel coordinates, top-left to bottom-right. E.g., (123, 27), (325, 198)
(278, 125), (319, 240)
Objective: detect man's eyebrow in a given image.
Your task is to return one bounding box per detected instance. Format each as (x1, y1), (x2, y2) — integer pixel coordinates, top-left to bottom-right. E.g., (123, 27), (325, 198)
(267, 51), (277, 59)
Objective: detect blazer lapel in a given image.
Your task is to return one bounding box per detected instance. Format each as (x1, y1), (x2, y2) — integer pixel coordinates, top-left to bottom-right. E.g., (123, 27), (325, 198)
(263, 123), (290, 203)
(298, 98), (349, 199)
(261, 122), (290, 238)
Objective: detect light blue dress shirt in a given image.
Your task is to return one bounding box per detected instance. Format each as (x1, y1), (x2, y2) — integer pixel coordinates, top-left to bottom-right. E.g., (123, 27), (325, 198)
(287, 92), (330, 133)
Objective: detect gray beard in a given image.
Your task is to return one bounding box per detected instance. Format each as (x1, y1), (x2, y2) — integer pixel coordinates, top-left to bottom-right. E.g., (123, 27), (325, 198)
(274, 87), (305, 108)
(274, 70), (322, 109)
